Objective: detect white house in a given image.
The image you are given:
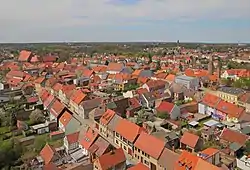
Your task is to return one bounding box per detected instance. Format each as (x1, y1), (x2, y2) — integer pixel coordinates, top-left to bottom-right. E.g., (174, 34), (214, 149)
(64, 131), (80, 154)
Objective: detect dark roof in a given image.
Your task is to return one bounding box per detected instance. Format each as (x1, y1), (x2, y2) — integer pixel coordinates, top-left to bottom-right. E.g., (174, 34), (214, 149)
(218, 87), (245, 95)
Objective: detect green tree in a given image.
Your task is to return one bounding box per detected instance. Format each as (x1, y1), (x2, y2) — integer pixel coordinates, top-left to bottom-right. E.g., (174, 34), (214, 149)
(148, 53), (152, 63)
(29, 109), (44, 124)
(156, 111), (170, 119)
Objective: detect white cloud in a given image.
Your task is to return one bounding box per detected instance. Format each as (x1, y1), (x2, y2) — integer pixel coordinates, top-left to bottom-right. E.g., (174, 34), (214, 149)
(0, 0), (249, 26)
(0, 0), (249, 42)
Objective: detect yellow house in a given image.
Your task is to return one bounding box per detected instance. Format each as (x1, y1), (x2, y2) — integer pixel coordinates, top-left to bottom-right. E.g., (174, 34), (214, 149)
(114, 119), (143, 157)
(217, 87), (245, 104)
(133, 132), (165, 170)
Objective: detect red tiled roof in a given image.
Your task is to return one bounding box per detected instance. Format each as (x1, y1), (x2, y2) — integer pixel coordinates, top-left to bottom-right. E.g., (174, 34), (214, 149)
(220, 128), (248, 145)
(165, 74), (176, 82)
(107, 63), (124, 72)
(216, 100), (244, 118)
(97, 148), (126, 170)
(18, 50), (32, 61)
(59, 111), (72, 127)
(180, 131), (199, 148)
(156, 101), (174, 113)
(202, 93), (221, 108)
(40, 144), (56, 165)
(66, 131), (79, 144)
(175, 151), (221, 170)
(52, 83), (63, 92)
(70, 90), (87, 105)
(134, 132), (165, 159)
(115, 119), (145, 143)
(80, 128), (98, 150)
(145, 80), (166, 91)
(100, 109), (116, 125)
(50, 100), (65, 118)
(127, 163), (149, 170)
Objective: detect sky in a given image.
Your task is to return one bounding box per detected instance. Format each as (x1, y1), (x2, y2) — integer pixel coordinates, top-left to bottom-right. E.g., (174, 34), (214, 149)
(0, 0), (250, 43)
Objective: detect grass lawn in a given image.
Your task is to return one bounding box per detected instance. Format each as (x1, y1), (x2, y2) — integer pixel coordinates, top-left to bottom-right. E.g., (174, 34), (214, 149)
(34, 133), (63, 152)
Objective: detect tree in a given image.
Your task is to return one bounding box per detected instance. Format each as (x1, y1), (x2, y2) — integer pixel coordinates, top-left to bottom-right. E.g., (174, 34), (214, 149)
(244, 141), (250, 155)
(156, 111), (170, 119)
(29, 109), (44, 124)
(179, 63), (183, 72)
(148, 53), (152, 63)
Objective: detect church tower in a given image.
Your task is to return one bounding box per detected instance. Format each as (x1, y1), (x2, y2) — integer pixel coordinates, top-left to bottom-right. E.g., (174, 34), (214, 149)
(208, 55), (214, 75)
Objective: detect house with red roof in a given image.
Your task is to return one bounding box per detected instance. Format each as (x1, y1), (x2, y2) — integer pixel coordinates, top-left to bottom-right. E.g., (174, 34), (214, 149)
(215, 100), (244, 122)
(114, 118), (145, 156)
(64, 131), (80, 154)
(142, 80), (167, 93)
(220, 128), (248, 146)
(40, 144), (60, 165)
(180, 131), (203, 153)
(156, 101), (181, 120)
(80, 127), (98, 156)
(133, 132), (165, 169)
(174, 150), (221, 170)
(18, 50), (33, 62)
(106, 62), (124, 74)
(69, 89), (87, 114)
(58, 110), (81, 135)
(51, 83), (63, 97)
(197, 148), (220, 166)
(49, 99), (65, 121)
(198, 93), (221, 116)
(93, 148), (126, 170)
(58, 84), (76, 104)
(34, 76), (46, 92)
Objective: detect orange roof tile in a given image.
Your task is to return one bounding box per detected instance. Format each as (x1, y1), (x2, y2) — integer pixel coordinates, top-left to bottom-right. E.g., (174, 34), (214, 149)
(134, 132), (165, 159)
(180, 131), (199, 148)
(70, 89), (87, 105)
(66, 131), (79, 144)
(50, 100), (65, 118)
(59, 111), (72, 127)
(220, 128), (248, 145)
(115, 119), (145, 143)
(18, 50), (32, 61)
(216, 100), (244, 118)
(40, 144), (56, 165)
(165, 74), (176, 82)
(100, 109), (116, 125)
(132, 69), (142, 76)
(202, 93), (221, 108)
(52, 83), (63, 92)
(175, 151), (221, 170)
(97, 148), (126, 170)
(107, 63), (124, 72)
(80, 127), (98, 150)
(199, 148), (219, 158)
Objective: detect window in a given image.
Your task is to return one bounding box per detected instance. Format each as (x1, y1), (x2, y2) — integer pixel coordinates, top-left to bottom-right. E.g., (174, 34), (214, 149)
(123, 146), (127, 151)
(115, 140), (119, 144)
(116, 133), (120, 137)
(144, 160), (149, 165)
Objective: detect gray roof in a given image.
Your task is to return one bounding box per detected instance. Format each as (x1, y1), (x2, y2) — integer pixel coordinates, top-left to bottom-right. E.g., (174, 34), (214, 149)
(218, 87), (245, 95)
(158, 148), (179, 170)
(175, 75), (196, 81)
(81, 98), (102, 110)
(229, 142), (242, 151)
(139, 70), (154, 78)
(241, 126), (250, 135)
